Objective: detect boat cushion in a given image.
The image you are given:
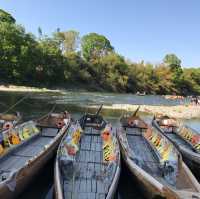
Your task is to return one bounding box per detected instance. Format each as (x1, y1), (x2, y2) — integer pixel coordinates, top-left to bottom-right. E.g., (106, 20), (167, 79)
(101, 124), (118, 162)
(144, 127), (179, 185)
(59, 122), (83, 160)
(0, 121), (40, 156)
(144, 128), (178, 163)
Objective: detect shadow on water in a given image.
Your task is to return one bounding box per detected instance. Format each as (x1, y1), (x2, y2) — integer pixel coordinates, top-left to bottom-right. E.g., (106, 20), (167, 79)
(18, 157), (55, 199)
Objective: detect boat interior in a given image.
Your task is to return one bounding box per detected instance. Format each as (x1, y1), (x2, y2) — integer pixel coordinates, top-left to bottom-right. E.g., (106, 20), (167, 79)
(0, 114), (65, 183)
(155, 118), (200, 154)
(161, 128), (194, 152)
(122, 122), (199, 192)
(58, 113), (119, 199)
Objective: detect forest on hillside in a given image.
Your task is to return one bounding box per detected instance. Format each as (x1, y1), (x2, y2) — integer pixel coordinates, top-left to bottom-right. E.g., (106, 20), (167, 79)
(0, 9), (200, 95)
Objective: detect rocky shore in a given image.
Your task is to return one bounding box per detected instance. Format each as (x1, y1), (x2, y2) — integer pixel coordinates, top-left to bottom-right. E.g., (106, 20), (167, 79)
(88, 104), (200, 119)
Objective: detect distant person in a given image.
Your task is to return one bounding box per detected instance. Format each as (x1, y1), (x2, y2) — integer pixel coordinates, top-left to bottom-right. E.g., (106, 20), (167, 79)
(197, 97), (200, 105)
(191, 96), (199, 105)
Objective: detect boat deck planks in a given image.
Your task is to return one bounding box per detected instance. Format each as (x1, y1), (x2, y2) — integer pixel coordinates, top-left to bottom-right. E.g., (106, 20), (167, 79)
(41, 128), (59, 137)
(62, 127), (116, 199)
(0, 127), (58, 176)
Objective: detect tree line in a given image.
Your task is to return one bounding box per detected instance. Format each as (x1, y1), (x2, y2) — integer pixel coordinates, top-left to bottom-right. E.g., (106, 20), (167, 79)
(0, 9), (200, 95)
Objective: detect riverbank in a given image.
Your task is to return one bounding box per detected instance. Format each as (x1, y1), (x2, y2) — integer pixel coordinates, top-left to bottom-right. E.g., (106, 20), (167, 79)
(1, 85), (199, 119)
(87, 104), (200, 119)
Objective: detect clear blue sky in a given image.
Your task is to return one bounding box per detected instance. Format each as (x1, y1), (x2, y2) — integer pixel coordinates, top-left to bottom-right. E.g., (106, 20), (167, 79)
(1, 0), (200, 67)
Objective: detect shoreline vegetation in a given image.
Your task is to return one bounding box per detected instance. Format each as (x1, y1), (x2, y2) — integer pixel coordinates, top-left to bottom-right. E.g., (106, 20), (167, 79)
(1, 9), (200, 95)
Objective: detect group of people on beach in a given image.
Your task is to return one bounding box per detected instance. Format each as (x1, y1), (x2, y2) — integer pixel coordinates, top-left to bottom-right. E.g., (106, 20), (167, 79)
(164, 95), (200, 105)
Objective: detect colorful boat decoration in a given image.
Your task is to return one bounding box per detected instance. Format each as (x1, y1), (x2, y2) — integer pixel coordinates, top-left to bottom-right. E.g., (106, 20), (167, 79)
(153, 115), (200, 175)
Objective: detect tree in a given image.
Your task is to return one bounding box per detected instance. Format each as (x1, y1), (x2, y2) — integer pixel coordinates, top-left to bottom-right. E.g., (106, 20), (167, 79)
(163, 54), (181, 71)
(0, 9), (15, 23)
(54, 30), (80, 54)
(36, 37), (65, 85)
(81, 33), (114, 61)
(163, 54), (183, 92)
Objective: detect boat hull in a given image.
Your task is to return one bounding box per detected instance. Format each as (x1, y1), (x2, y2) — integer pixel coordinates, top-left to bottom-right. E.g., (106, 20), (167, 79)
(179, 146), (200, 179)
(0, 127), (66, 199)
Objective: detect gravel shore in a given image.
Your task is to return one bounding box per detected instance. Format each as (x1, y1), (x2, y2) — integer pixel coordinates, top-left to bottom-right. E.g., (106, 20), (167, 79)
(88, 104), (200, 119)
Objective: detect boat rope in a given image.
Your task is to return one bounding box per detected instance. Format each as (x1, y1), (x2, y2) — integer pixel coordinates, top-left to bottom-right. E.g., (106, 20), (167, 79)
(1, 93), (31, 114)
(36, 104), (57, 121)
(0, 102), (8, 109)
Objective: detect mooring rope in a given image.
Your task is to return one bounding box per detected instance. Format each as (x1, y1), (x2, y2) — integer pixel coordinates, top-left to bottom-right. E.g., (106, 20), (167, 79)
(36, 103), (57, 121)
(1, 93), (31, 114)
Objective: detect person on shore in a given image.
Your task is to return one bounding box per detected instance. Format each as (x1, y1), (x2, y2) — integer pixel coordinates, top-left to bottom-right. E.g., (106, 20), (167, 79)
(191, 96), (199, 105)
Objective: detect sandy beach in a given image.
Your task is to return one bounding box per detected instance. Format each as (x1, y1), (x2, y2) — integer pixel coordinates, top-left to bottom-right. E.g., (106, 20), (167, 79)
(0, 85), (60, 93)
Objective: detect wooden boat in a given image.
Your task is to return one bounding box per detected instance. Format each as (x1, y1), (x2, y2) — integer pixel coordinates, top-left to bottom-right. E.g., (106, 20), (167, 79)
(0, 111), (71, 199)
(0, 112), (21, 131)
(153, 115), (200, 174)
(54, 106), (120, 199)
(117, 112), (200, 199)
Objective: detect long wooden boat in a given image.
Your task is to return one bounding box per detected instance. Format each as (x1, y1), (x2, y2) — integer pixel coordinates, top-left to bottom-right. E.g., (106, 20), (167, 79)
(0, 112), (21, 131)
(153, 115), (200, 173)
(54, 107), (121, 199)
(0, 111), (71, 199)
(117, 113), (200, 199)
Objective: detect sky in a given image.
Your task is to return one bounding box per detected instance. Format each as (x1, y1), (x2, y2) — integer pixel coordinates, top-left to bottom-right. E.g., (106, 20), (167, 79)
(0, 0), (200, 67)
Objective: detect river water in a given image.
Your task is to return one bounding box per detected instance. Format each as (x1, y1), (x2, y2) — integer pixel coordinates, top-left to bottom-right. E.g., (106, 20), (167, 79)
(0, 91), (199, 199)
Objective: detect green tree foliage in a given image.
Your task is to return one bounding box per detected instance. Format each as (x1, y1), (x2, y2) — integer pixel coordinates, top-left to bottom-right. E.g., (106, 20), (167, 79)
(54, 30), (80, 54)
(0, 9), (16, 23)
(0, 21), (37, 82)
(96, 53), (128, 91)
(81, 33), (114, 61)
(0, 9), (200, 94)
(163, 54), (183, 91)
(163, 54), (181, 71)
